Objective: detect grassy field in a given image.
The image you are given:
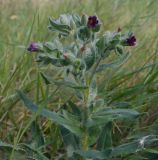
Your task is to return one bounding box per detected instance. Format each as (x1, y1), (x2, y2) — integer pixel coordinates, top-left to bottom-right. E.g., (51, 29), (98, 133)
(0, 0), (158, 159)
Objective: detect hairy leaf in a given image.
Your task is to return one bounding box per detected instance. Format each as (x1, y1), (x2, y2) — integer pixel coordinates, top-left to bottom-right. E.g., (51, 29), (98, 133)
(17, 91), (82, 136)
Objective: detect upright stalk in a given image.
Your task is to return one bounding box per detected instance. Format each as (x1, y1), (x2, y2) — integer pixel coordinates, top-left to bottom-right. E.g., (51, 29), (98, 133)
(81, 56), (102, 150)
(81, 94), (89, 150)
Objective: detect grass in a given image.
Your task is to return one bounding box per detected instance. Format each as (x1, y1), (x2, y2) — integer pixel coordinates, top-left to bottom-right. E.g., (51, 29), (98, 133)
(0, 0), (158, 159)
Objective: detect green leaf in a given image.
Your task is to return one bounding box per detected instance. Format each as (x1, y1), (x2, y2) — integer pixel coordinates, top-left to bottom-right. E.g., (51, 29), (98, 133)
(61, 109), (81, 126)
(59, 14), (74, 27)
(75, 149), (112, 159)
(29, 121), (45, 150)
(60, 126), (80, 159)
(40, 72), (87, 89)
(65, 101), (81, 119)
(96, 36), (105, 56)
(78, 26), (91, 41)
(84, 46), (96, 70)
(17, 91), (82, 136)
(143, 149), (158, 160)
(72, 14), (81, 27)
(37, 54), (65, 67)
(43, 40), (63, 53)
(81, 14), (88, 26)
(97, 52), (129, 72)
(0, 141), (49, 160)
(17, 90), (67, 124)
(144, 63), (158, 85)
(87, 108), (140, 127)
(75, 135), (158, 159)
(0, 141), (13, 149)
(93, 108), (140, 119)
(18, 143), (49, 160)
(40, 72), (51, 85)
(48, 16), (71, 36)
(92, 24), (101, 32)
(96, 122), (112, 150)
(115, 45), (124, 55)
(112, 135), (158, 157)
(112, 140), (142, 156)
(87, 76), (97, 106)
(145, 149), (158, 154)
(128, 155), (146, 160)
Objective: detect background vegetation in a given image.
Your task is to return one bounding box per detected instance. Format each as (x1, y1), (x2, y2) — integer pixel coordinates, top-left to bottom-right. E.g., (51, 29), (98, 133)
(0, 0), (158, 159)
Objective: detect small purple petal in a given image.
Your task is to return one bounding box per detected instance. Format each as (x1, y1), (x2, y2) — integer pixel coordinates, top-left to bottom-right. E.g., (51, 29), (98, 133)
(92, 16), (97, 20)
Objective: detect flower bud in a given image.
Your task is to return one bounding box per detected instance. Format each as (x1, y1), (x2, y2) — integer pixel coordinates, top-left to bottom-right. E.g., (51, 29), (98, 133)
(126, 35), (136, 46)
(87, 16), (100, 32)
(87, 16), (99, 28)
(27, 42), (40, 52)
(63, 53), (69, 60)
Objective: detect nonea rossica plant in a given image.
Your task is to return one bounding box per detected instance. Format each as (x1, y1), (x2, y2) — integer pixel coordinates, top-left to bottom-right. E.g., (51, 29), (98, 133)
(17, 14), (158, 159)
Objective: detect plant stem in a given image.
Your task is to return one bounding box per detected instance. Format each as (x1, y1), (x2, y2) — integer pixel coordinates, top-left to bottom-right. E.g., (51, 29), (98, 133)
(89, 56), (102, 82)
(81, 56), (102, 150)
(81, 105), (89, 150)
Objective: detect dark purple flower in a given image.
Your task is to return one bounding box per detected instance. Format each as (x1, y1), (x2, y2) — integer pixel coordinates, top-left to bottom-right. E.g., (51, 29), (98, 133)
(87, 16), (99, 28)
(126, 35), (136, 46)
(27, 42), (39, 52)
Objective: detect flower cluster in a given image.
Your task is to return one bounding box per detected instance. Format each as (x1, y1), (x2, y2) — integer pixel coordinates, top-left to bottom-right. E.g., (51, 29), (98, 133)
(27, 15), (137, 54)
